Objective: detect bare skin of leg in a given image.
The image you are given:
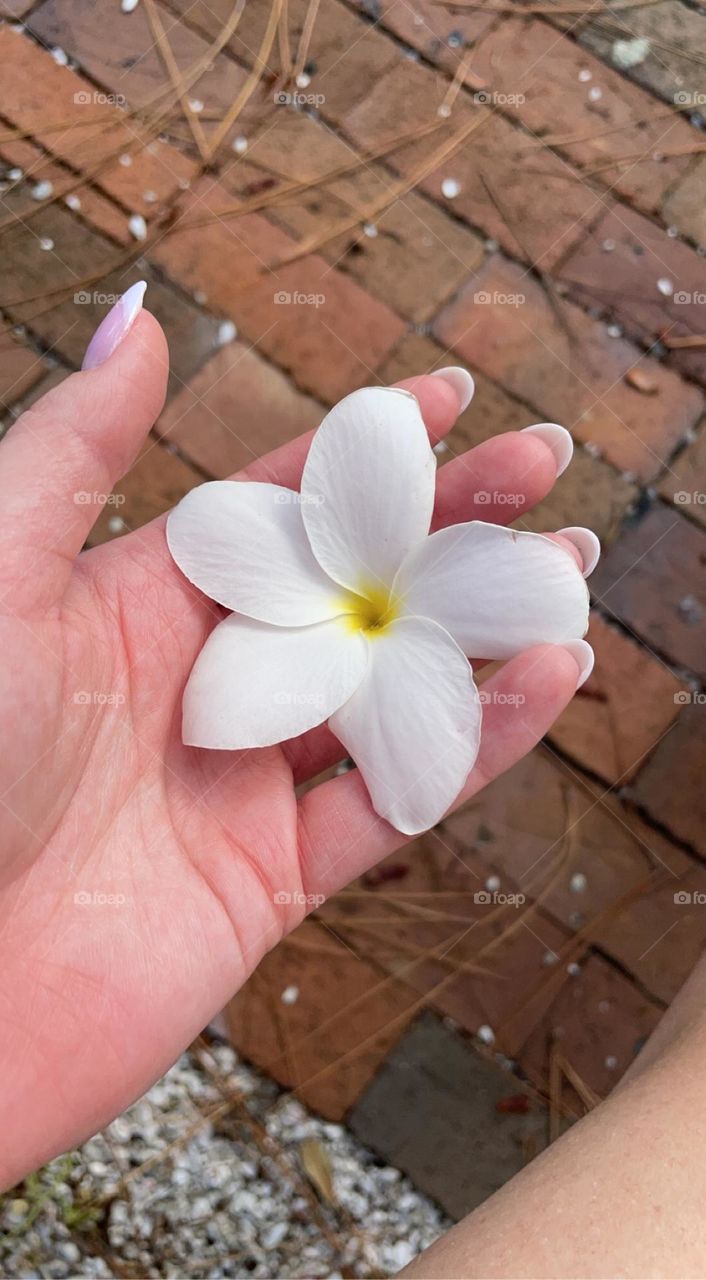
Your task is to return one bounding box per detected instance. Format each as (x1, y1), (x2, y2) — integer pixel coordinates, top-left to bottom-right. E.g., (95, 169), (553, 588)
(403, 950), (706, 1280)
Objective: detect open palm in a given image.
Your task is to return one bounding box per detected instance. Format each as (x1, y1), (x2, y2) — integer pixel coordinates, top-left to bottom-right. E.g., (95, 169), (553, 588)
(0, 311), (585, 1189)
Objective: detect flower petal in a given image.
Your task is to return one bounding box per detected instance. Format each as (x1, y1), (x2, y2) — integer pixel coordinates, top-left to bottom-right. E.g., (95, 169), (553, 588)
(300, 387), (436, 594)
(182, 614), (368, 748)
(392, 521), (589, 659)
(167, 481), (341, 625)
(329, 617), (481, 835)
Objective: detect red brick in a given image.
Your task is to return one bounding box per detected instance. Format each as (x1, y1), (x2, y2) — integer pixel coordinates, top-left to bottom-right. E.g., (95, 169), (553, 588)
(434, 253), (703, 481)
(378, 331), (533, 449)
(168, 0), (400, 126)
(658, 425), (706, 530)
(231, 113), (486, 322)
(0, 137), (132, 247)
(560, 203), (706, 387)
(416, 109), (605, 272)
(634, 702), (706, 857)
(28, 0), (247, 129)
(329, 821), (571, 1058)
(549, 611), (689, 782)
(0, 26), (196, 218)
(469, 16), (693, 211)
(153, 178), (406, 401)
(346, 57), (466, 153)
(224, 919), (417, 1120)
(0, 195), (222, 388)
(377, 334), (637, 542)
(0, 333), (53, 414)
(440, 750), (703, 1005)
(520, 955), (662, 1099)
(300, 180), (485, 324)
(662, 156), (706, 248)
(156, 341), (326, 477)
(347, 63), (596, 273)
(569, 1), (706, 110)
(88, 438), (201, 547)
(348, 0), (495, 78)
(590, 501), (706, 677)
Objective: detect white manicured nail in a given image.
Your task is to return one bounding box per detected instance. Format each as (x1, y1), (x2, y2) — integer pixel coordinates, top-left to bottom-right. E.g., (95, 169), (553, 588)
(431, 366), (475, 412)
(558, 527), (601, 577)
(561, 639), (595, 689)
(522, 422), (574, 475)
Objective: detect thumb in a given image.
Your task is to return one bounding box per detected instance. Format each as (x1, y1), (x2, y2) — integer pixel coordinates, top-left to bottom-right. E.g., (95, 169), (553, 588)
(0, 284), (168, 612)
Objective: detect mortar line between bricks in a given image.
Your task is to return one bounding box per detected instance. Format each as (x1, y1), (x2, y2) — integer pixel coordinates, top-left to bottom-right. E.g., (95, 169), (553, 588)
(588, 596), (699, 683)
(590, 513), (681, 607)
(99, 317), (287, 485)
(12, 10), (700, 440)
(0, 317), (66, 409)
(518, 711), (687, 885)
(156, 0), (696, 257)
(515, 311), (684, 481)
(8, 20), (700, 583)
(594, 587), (706, 688)
(0, 101), (188, 254)
(427, 288), (684, 485)
(537, 735), (684, 881)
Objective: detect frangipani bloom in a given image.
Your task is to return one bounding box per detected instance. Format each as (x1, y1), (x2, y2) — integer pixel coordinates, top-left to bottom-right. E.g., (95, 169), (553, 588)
(167, 387), (590, 835)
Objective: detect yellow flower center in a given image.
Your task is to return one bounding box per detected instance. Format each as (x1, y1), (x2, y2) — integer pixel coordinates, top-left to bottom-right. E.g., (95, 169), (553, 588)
(338, 582), (400, 637)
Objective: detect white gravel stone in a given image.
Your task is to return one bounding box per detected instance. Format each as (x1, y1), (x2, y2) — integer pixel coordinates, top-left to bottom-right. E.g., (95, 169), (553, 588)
(0, 1046), (447, 1277)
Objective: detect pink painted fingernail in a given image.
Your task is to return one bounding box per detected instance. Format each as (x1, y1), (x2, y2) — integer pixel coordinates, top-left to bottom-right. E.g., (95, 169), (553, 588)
(82, 280), (146, 371)
(431, 366), (475, 412)
(521, 422), (574, 475)
(561, 639), (595, 689)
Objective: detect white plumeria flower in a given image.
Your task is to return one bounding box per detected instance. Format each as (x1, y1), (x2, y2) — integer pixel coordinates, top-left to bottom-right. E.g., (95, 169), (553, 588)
(167, 387), (590, 835)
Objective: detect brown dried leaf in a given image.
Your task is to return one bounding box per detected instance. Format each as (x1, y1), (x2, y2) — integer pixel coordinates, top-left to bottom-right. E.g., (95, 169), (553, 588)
(300, 1137), (337, 1205)
(625, 367), (658, 394)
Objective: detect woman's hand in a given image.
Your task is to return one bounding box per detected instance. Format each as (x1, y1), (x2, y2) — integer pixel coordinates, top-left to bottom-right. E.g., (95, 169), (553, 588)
(0, 304), (586, 1188)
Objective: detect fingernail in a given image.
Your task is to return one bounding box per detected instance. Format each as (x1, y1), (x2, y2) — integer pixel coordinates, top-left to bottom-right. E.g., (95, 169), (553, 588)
(82, 280), (147, 371)
(558, 527), (601, 577)
(561, 639), (595, 689)
(431, 366), (475, 412)
(521, 422), (574, 476)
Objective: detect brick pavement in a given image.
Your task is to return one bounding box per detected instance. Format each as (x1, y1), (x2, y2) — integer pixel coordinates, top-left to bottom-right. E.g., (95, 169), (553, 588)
(2, 0), (706, 1216)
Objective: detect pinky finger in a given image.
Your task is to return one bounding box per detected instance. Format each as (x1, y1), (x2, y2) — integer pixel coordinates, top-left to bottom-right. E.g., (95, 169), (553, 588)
(296, 643), (588, 901)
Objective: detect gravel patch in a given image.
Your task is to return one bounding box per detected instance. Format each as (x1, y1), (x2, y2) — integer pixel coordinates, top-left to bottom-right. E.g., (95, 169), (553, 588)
(0, 1041), (449, 1278)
